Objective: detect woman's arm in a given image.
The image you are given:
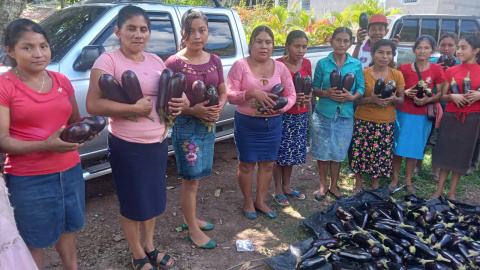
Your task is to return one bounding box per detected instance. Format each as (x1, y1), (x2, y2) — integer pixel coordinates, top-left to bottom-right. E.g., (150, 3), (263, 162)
(413, 83), (444, 106)
(86, 68), (152, 117)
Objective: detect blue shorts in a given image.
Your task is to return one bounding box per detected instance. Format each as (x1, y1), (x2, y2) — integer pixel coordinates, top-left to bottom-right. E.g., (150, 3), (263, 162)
(5, 163), (85, 249)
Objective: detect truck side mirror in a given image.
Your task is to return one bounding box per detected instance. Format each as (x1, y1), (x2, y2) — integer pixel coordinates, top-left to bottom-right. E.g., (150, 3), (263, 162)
(73, 45), (105, 71)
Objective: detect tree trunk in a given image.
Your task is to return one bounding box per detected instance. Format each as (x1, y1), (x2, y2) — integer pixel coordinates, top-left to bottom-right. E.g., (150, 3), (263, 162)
(0, 0), (27, 45)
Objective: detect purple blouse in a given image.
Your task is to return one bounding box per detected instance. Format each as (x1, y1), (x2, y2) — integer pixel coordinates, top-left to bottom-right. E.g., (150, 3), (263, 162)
(165, 54), (224, 107)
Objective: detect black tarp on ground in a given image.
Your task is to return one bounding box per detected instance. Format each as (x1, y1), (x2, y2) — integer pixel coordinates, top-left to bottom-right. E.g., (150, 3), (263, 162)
(264, 187), (480, 270)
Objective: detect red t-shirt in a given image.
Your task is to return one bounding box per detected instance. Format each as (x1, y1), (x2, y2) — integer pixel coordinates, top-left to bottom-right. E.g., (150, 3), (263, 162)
(396, 63), (445, 115)
(0, 70), (80, 176)
(444, 63), (480, 114)
(276, 57), (312, 114)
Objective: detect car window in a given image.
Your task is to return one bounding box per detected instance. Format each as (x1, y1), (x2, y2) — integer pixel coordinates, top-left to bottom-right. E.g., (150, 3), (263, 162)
(460, 20), (480, 38)
(40, 6), (110, 63)
(204, 15), (235, 58)
(421, 19), (438, 41)
(401, 19), (419, 43)
(440, 20), (457, 37)
(95, 13), (177, 61)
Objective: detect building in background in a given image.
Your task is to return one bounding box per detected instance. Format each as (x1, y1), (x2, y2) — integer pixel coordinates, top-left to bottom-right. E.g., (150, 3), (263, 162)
(291, 0), (480, 17)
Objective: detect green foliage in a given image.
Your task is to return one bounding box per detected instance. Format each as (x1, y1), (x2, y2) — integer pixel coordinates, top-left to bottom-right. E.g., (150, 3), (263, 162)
(163, 0), (208, 5)
(338, 0), (403, 28)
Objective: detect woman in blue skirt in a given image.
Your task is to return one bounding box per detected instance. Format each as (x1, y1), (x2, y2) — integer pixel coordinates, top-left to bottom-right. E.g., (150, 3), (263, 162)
(390, 35), (446, 194)
(227, 26), (296, 219)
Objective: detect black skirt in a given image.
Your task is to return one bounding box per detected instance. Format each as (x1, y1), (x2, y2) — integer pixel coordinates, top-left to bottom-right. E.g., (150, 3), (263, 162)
(432, 112), (480, 174)
(108, 133), (167, 221)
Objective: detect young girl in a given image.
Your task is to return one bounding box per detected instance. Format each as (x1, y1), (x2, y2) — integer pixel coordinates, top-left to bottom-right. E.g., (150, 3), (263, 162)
(431, 35), (480, 200)
(390, 35), (445, 194)
(272, 30), (311, 205)
(165, 9), (226, 249)
(311, 27), (365, 201)
(351, 39), (405, 193)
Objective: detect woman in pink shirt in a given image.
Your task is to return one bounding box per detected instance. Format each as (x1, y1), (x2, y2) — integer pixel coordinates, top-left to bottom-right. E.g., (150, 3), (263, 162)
(227, 26), (296, 219)
(0, 19), (86, 269)
(86, 6), (187, 270)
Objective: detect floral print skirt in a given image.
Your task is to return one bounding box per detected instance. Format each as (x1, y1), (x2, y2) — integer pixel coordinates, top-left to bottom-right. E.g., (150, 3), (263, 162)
(350, 119), (394, 179)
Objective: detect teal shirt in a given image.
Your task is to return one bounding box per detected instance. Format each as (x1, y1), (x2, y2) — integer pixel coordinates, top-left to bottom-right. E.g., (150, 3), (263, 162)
(313, 53), (365, 118)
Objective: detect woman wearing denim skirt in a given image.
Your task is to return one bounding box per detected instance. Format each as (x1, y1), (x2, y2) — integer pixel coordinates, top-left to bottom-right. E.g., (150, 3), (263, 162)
(0, 19), (89, 269)
(311, 27), (365, 201)
(165, 9), (227, 249)
(227, 26), (296, 219)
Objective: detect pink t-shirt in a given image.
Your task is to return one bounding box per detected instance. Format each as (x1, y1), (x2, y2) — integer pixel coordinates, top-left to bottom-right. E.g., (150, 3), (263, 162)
(226, 58), (296, 116)
(92, 49), (167, 144)
(0, 71), (80, 176)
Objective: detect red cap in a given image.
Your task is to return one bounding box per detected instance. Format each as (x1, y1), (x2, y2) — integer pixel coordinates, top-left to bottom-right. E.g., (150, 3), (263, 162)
(368, 14), (388, 25)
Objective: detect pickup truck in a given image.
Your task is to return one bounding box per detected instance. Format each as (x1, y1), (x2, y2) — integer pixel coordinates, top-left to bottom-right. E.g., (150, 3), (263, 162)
(0, 0), (332, 180)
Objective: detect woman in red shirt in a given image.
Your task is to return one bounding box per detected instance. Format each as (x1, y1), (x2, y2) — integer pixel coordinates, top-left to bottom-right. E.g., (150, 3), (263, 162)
(431, 35), (480, 200)
(272, 30), (311, 205)
(390, 35), (445, 194)
(0, 19), (87, 269)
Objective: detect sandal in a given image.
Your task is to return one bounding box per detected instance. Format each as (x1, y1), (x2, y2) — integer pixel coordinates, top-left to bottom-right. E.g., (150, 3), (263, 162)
(273, 194), (289, 206)
(132, 256), (155, 270)
(145, 248), (174, 269)
(285, 189), (305, 200)
(352, 187), (363, 195)
(405, 185), (416, 195)
(388, 184), (396, 193)
(429, 172), (439, 182)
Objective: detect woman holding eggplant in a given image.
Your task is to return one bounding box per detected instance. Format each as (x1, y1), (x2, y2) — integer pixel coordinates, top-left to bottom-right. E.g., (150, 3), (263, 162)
(0, 19), (87, 269)
(272, 30), (311, 206)
(389, 35), (446, 194)
(310, 27), (365, 201)
(227, 25), (296, 219)
(165, 9), (226, 249)
(431, 35), (480, 200)
(351, 39), (405, 193)
(86, 6), (187, 269)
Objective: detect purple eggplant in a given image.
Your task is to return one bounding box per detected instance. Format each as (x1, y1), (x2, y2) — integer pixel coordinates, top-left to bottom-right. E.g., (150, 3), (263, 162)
(303, 75), (312, 95)
(463, 71), (471, 94)
(270, 83), (285, 97)
(349, 207), (363, 222)
(296, 256), (327, 269)
(337, 248), (373, 263)
(437, 54), (448, 65)
(359, 13), (368, 30)
(330, 68), (342, 91)
(352, 233), (380, 249)
(425, 262), (449, 270)
(293, 72), (303, 94)
(437, 250), (465, 269)
(122, 70), (155, 122)
(192, 80), (206, 105)
(341, 72), (355, 92)
(156, 68), (174, 124)
(256, 97), (288, 115)
(336, 206), (354, 221)
(327, 222), (345, 235)
(161, 72), (186, 142)
(381, 80), (395, 99)
(374, 78), (385, 95)
(332, 261), (363, 270)
(450, 77), (461, 94)
(77, 114), (106, 134)
(98, 73), (129, 104)
(386, 262), (406, 270)
(391, 19), (404, 38)
(431, 234), (452, 250)
(205, 85), (219, 107)
(60, 122), (92, 143)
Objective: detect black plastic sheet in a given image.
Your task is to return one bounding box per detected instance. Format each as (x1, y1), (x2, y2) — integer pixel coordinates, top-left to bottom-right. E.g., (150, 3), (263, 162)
(264, 188), (480, 270)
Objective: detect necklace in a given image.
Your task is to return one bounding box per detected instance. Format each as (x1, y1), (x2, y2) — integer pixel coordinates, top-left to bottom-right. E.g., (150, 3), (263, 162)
(14, 68), (45, 93)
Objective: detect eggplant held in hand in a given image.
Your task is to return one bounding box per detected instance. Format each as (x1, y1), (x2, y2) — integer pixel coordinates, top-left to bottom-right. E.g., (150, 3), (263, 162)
(341, 72), (355, 92)
(192, 80), (206, 106)
(450, 77), (461, 94)
(98, 73), (136, 122)
(76, 114), (106, 134)
(391, 19), (404, 38)
(156, 68), (174, 124)
(381, 80), (396, 99)
(330, 68), (342, 91)
(60, 122), (92, 143)
(256, 97), (288, 115)
(359, 12), (368, 30)
(463, 71), (471, 94)
(374, 78), (386, 95)
(293, 72), (303, 93)
(161, 72), (186, 142)
(121, 70), (155, 122)
(437, 54), (457, 68)
(249, 83), (285, 108)
(201, 85), (220, 133)
(301, 75), (312, 109)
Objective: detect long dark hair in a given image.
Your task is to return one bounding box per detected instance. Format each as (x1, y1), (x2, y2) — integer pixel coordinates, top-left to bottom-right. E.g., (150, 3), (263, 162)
(248, 25), (274, 55)
(284, 30), (308, 56)
(117, 5), (151, 31)
(460, 35), (480, 64)
(180, 8), (208, 50)
(3, 18), (50, 67)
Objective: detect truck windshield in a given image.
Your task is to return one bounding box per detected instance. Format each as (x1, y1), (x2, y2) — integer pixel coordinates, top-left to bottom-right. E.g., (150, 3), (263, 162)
(40, 5), (110, 63)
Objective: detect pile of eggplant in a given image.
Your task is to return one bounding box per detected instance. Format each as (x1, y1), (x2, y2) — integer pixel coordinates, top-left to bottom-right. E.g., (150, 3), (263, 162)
(249, 83), (288, 115)
(373, 78), (396, 99)
(156, 68), (186, 142)
(437, 55), (457, 68)
(297, 195), (480, 270)
(293, 72), (313, 109)
(60, 115), (106, 143)
(192, 80), (219, 133)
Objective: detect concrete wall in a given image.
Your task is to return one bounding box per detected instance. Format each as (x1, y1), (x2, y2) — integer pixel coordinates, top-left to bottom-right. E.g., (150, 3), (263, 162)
(288, 0), (360, 14)
(436, 0), (480, 16)
(385, 0), (440, 14)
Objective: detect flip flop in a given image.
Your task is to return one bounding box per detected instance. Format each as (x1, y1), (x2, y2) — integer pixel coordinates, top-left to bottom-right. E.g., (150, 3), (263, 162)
(352, 187), (363, 195)
(388, 184), (396, 193)
(285, 189), (305, 200)
(327, 190), (344, 200)
(273, 194), (289, 206)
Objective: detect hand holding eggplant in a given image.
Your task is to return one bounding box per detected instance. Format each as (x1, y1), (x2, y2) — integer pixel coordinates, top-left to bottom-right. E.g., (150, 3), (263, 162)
(356, 29), (368, 44)
(450, 94), (468, 108)
(465, 90), (480, 105)
(133, 96), (154, 117)
(414, 95), (433, 106)
(45, 126), (83, 153)
(339, 88), (356, 103)
(250, 89), (278, 109)
(325, 87), (344, 102)
(192, 100), (221, 121)
(405, 87), (418, 99)
(167, 96), (188, 117)
(295, 92), (305, 104)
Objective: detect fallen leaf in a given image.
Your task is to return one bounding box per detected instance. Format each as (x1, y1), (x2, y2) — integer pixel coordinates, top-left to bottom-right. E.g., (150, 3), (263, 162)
(214, 188), (221, 197)
(174, 227), (183, 232)
(238, 262), (251, 270)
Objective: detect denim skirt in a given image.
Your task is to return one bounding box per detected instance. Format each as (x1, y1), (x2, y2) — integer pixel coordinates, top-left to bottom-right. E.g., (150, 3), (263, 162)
(5, 163), (85, 249)
(108, 133), (167, 221)
(234, 111), (282, 162)
(310, 109), (354, 162)
(172, 115), (215, 180)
